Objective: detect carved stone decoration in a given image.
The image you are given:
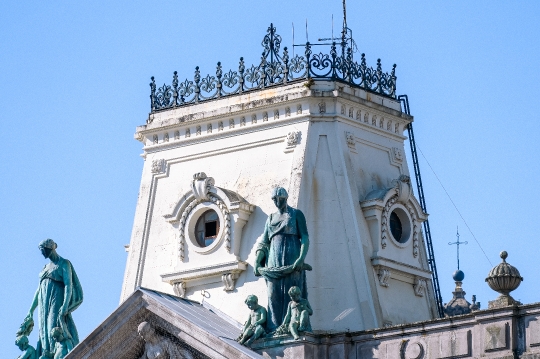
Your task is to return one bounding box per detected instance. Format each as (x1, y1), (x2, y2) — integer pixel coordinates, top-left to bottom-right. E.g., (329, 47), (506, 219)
(274, 109), (279, 119)
(252, 114), (257, 124)
(379, 118), (384, 128)
(190, 172), (215, 201)
(400, 339), (425, 359)
(380, 195), (398, 249)
(240, 116), (246, 127)
(393, 147), (404, 162)
(297, 104), (302, 114)
(395, 123), (400, 133)
(285, 107), (291, 117)
(406, 202), (420, 257)
(173, 282), (186, 298)
(163, 132), (169, 142)
(229, 119), (235, 129)
(185, 128), (191, 138)
(286, 131), (300, 146)
(284, 131), (301, 153)
(218, 121), (224, 131)
(153, 134), (159, 144)
(221, 273), (238, 291)
(263, 111), (268, 121)
(137, 322), (195, 359)
(356, 110), (361, 120)
(341, 104), (345, 115)
(196, 126), (201, 136)
(364, 112), (369, 123)
(345, 132), (355, 147)
(174, 130), (180, 140)
(413, 277), (427, 297)
(318, 101), (326, 113)
(486, 251), (523, 308)
(372, 115), (377, 126)
(378, 268), (391, 287)
(151, 159), (165, 174)
(349, 107), (354, 118)
(135, 132), (144, 142)
(207, 123), (212, 134)
(387, 120), (392, 131)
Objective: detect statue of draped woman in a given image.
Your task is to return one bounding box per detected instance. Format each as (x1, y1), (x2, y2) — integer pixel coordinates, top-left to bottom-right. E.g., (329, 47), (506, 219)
(21, 239), (83, 359)
(254, 187), (311, 333)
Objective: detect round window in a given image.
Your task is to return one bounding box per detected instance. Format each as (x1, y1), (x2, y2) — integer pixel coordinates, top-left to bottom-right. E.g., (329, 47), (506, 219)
(195, 210), (220, 247)
(389, 208), (411, 244)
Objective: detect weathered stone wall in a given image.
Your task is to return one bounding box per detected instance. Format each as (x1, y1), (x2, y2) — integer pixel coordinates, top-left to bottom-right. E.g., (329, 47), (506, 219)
(254, 303), (540, 359)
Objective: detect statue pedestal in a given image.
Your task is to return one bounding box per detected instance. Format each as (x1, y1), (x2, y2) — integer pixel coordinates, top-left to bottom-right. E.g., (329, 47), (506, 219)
(488, 294), (521, 309)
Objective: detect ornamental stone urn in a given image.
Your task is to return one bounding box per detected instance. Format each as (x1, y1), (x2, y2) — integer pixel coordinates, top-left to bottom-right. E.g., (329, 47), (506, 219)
(485, 251), (523, 308)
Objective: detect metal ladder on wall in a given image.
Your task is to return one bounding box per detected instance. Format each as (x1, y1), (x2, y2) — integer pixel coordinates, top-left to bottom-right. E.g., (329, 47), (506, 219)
(398, 95), (444, 318)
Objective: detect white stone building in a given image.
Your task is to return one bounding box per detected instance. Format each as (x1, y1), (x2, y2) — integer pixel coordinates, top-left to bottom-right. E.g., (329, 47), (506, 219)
(66, 24), (540, 359)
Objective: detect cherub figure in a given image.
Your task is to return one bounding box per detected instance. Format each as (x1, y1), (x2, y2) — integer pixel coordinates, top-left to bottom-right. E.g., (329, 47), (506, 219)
(51, 327), (74, 359)
(237, 295), (267, 346)
(276, 286), (313, 340)
(15, 335), (37, 359)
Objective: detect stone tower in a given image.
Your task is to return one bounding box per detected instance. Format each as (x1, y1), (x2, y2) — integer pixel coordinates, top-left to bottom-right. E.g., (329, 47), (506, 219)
(121, 24), (438, 333)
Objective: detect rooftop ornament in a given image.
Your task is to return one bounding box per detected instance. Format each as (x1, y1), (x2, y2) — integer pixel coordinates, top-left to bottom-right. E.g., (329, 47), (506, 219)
(148, 23), (397, 115)
(485, 251), (523, 308)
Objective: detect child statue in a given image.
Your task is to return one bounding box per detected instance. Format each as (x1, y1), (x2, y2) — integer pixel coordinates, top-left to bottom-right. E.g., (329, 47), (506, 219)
(237, 295), (267, 346)
(51, 327), (74, 359)
(15, 335), (37, 359)
(276, 286), (313, 340)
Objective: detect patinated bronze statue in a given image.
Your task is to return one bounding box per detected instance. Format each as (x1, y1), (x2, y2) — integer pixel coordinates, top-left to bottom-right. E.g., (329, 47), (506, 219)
(21, 239), (83, 359)
(275, 286), (313, 340)
(237, 295), (267, 346)
(254, 187), (311, 333)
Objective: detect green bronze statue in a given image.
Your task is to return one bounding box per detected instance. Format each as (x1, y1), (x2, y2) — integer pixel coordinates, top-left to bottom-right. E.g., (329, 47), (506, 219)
(275, 286), (313, 340)
(254, 187), (312, 333)
(20, 239), (83, 359)
(15, 335), (37, 359)
(237, 295), (267, 346)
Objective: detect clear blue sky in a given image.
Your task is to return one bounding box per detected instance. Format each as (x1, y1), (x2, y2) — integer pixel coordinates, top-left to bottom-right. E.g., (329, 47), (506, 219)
(1, 1), (539, 355)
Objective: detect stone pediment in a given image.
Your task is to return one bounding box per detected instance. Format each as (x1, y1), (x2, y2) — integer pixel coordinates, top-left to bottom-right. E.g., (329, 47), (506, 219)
(66, 288), (263, 359)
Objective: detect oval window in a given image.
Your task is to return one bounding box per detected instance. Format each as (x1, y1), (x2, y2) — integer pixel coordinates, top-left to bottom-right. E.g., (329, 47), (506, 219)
(195, 210), (220, 247)
(390, 211), (403, 243)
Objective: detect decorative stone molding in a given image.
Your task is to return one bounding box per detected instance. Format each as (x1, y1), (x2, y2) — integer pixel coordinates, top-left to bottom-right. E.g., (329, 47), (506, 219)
(172, 282), (186, 298)
(274, 109), (279, 119)
(251, 114), (257, 124)
(318, 101), (326, 114)
(218, 121), (224, 131)
(380, 195), (398, 249)
(164, 173), (254, 261)
(207, 123), (212, 134)
(263, 111), (268, 121)
(229, 119), (235, 128)
(221, 273), (238, 291)
(364, 112), (369, 123)
(135, 132), (144, 142)
(378, 268), (391, 287)
(151, 159), (165, 174)
(164, 132), (169, 142)
(340, 104), (345, 115)
(296, 104), (302, 114)
(153, 134), (159, 144)
(240, 116), (246, 127)
(196, 125), (201, 135)
(348, 107), (354, 118)
(393, 147), (403, 162)
(185, 128), (191, 138)
(284, 131), (301, 153)
(162, 261), (247, 296)
(356, 110), (361, 121)
(414, 277), (427, 297)
(174, 130), (180, 140)
(285, 107), (291, 117)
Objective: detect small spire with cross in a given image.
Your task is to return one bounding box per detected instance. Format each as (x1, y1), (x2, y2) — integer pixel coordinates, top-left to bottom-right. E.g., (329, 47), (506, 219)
(448, 227), (468, 270)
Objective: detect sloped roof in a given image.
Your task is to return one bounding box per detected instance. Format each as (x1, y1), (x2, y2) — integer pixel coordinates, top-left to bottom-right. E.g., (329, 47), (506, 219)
(67, 288), (264, 359)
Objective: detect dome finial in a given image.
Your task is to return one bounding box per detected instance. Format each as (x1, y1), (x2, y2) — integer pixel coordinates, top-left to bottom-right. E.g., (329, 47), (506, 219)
(500, 250), (508, 262)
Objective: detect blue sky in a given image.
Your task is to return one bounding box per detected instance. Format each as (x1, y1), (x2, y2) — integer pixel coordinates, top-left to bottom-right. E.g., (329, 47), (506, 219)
(1, 1), (539, 355)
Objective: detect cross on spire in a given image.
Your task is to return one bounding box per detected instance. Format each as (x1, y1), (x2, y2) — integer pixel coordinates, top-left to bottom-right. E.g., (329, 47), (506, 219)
(448, 227), (468, 270)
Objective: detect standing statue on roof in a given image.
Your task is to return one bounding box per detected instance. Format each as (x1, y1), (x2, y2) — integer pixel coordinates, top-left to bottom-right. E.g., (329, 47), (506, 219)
(254, 187), (312, 333)
(19, 239), (83, 359)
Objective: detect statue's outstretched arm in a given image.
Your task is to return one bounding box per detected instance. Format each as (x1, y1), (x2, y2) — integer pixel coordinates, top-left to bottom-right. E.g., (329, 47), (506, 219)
(27, 287), (39, 317)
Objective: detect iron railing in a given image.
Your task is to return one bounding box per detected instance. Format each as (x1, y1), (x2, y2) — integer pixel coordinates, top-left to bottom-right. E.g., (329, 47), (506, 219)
(149, 23), (397, 114)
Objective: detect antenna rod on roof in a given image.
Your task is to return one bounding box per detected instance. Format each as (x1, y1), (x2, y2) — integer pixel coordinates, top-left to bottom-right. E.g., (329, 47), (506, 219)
(292, 22), (295, 56)
(332, 14), (334, 40)
(306, 18), (309, 42)
(342, 0), (347, 46)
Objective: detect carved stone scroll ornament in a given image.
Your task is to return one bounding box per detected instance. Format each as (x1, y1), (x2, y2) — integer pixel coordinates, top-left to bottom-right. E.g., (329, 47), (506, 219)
(284, 131), (301, 153)
(345, 131), (355, 147)
(378, 268), (391, 287)
(173, 282), (186, 298)
(407, 203), (420, 257)
(137, 322), (195, 359)
(413, 277), (427, 297)
(221, 273), (238, 291)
